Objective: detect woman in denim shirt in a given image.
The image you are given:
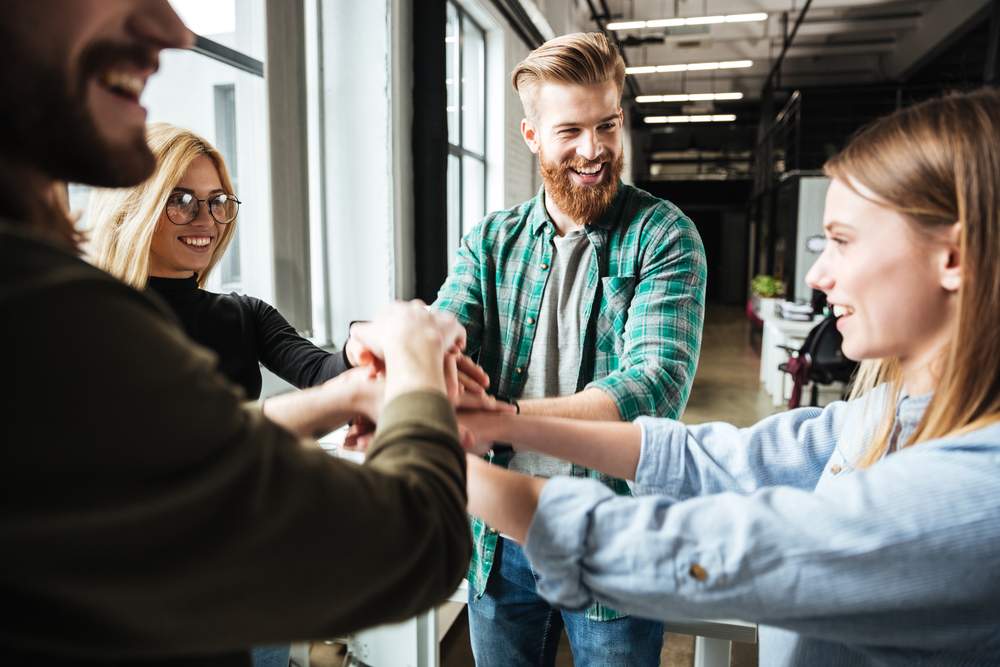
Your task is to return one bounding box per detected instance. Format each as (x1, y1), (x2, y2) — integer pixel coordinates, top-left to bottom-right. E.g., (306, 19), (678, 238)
(458, 89), (1000, 666)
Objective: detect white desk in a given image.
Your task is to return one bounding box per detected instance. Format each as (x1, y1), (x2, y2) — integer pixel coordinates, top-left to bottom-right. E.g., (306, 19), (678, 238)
(318, 433), (757, 667)
(758, 311), (822, 406)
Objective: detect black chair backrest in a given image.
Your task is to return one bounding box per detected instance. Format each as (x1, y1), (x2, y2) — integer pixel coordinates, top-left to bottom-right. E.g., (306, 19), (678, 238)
(800, 315), (858, 384)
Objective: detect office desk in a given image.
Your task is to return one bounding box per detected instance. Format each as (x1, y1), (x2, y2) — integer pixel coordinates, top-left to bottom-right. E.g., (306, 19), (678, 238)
(318, 433), (757, 667)
(759, 312), (822, 406)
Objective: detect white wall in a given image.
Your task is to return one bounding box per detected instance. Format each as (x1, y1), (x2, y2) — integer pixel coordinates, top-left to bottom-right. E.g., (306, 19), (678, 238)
(502, 29), (538, 207)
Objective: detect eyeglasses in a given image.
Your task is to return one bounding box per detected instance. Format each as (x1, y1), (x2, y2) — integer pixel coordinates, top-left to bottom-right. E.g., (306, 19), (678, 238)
(165, 191), (242, 225)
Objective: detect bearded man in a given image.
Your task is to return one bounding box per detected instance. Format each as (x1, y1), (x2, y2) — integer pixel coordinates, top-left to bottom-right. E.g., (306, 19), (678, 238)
(434, 32), (707, 667)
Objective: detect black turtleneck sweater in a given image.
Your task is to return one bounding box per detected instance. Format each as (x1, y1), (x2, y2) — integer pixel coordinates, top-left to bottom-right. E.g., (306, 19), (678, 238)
(146, 275), (349, 399)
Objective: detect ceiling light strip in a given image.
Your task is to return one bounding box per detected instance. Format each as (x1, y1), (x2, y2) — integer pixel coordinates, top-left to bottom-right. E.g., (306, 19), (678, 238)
(644, 114), (738, 124)
(607, 13), (767, 31)
(626, 60), (753, 75)
(635, 92), (744, 103)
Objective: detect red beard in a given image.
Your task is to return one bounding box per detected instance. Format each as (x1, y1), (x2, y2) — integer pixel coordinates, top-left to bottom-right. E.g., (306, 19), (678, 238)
(539, 151), (623, 223)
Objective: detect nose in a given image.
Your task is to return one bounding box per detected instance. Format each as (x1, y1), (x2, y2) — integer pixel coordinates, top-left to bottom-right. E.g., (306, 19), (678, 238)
(190, 201), (216, 227)
(129, 0), (195, 52)
(576, 130), (603, 162)
(805, 251), (834, 293)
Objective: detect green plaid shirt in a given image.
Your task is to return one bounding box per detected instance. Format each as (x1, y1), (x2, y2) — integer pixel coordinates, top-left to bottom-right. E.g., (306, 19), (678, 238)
(434, 183), (706, 621)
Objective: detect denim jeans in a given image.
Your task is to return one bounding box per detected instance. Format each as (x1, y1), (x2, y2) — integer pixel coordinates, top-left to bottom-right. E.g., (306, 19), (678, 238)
(468, 537), (664, 666)
(251, 644), (290, 667)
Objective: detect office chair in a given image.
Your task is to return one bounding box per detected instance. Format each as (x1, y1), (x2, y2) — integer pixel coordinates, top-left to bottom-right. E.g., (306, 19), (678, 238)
(778, 314), (858, 408)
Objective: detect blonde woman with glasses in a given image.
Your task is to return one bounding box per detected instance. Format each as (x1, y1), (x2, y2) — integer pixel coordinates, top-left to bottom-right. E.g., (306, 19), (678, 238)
(88, 122), (361, 402)
(458, 89), (1000, 666)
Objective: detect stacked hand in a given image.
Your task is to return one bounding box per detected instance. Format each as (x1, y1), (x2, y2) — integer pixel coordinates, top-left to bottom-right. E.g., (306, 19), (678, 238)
(455, 410), (510, 456)
(339, 301), (513, 451)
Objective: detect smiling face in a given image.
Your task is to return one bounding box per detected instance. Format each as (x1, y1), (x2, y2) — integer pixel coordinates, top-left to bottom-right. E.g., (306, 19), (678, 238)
(0, 0), (192, 186)
(521, 80), (624, 223)
(806, 177), (960, 382)
(149, 156), (231, 279)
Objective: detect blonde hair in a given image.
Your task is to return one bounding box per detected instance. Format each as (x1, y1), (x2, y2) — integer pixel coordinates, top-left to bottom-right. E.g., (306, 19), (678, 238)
(828, 88), (1000, 467)
(511, 32), (625, 119)
(87, 123), (238, 289)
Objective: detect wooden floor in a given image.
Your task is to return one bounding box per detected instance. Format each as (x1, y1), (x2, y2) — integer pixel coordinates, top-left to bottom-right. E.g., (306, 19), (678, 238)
(308, 303), (774, 667)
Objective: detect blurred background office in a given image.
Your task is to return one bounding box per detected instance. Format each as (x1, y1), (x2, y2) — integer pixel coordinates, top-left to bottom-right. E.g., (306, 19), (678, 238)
(69, 1), (1000, 664)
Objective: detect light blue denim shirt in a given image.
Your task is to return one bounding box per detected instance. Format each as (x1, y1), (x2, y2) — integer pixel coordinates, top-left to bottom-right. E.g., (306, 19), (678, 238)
(523, 387), (1000, 666)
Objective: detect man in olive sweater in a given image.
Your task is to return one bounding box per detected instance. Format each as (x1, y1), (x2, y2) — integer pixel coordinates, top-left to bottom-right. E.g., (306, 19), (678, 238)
(0, 1), (471, 664)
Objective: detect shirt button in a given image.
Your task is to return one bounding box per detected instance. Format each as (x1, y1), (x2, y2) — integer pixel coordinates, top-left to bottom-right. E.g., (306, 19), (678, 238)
(830, 464), (842, 475)
(540, 263), (549, 270)
(689, 563), (708, 582)
(515, 367), (523, 374)
(526, 317), (535, 325)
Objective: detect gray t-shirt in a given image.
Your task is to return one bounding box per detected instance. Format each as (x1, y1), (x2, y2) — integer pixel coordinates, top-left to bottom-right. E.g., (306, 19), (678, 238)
(509, 227), (593, 478)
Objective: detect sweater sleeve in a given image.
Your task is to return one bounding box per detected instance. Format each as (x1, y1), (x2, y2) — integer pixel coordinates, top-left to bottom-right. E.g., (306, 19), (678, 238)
(3, 276), (470, 660)
(243, 295), (349, 388)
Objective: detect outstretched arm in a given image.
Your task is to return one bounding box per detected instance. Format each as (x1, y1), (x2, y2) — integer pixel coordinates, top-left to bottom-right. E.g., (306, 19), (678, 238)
(466, 442), (1000, 651)
(261, 367), (381, 439)
(465, 455), (544, 543)
(459, 412), (641, 480)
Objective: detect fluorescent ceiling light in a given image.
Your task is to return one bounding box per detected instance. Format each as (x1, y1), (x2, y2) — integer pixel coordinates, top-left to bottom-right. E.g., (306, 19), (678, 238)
(635, 92), (744, 103)
(626, 60), (752, 75)
(644, 114), (737, 124)
(607, 13), (767, 31)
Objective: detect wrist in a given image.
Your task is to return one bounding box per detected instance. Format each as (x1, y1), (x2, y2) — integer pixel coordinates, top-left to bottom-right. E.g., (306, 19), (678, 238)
(496, 395), (520, 414)
(345, 320), (371, 367)
(384, 358), (446, 402)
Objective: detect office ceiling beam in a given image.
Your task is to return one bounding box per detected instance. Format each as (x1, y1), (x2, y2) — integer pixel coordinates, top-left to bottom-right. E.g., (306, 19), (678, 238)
(882, 0), (992, 80)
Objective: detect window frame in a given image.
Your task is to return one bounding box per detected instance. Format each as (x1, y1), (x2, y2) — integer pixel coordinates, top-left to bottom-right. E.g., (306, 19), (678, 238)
(446, 0), (488, 256)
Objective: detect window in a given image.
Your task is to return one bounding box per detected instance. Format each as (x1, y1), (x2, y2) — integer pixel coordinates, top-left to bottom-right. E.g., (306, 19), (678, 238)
(446, 1), (487, 266)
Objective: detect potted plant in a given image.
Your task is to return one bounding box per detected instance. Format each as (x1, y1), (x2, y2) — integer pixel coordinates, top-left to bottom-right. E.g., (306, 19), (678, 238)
(750, 274), (785, 318)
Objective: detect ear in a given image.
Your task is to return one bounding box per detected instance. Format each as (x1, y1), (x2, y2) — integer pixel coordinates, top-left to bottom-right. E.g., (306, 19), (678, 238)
(939, 222), (962, 292)
(520, 118), (540, 154)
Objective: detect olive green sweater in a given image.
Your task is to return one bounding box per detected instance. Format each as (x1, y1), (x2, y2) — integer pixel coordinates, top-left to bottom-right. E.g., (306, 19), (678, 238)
(0, 223), (471, 665)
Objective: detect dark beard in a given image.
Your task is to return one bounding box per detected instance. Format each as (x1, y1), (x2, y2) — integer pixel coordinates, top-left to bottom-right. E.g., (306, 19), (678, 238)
(539, 151), (623, 224)
(0, 28), (156, 190)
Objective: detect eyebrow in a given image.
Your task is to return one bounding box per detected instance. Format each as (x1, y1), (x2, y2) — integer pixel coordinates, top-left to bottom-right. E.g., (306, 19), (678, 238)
(823, 221), (854, 233)
(553, 114), (620, 130)
(173, 186), (226, 196)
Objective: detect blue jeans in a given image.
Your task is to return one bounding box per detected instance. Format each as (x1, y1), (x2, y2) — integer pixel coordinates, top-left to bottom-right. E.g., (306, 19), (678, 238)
(468, 537), (664, 666)
(251, 644), (289, 667)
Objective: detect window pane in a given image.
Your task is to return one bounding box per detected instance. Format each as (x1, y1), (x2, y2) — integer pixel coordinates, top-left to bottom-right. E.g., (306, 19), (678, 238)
(214, 83), (241, 288)
(447, 154), (461, 269)
(445, 2), (460, 146)
(169, 0), (266, 61)
(461, 19), (485, 155)
(462, 155), (485, 239)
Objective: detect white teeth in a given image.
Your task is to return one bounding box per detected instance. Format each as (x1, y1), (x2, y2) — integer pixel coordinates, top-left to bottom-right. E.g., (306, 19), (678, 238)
(180, 237), (212, 247)
(101, 70), (145, 96)
(575, 165), (602, 175)
(832, 305), (854, 318)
